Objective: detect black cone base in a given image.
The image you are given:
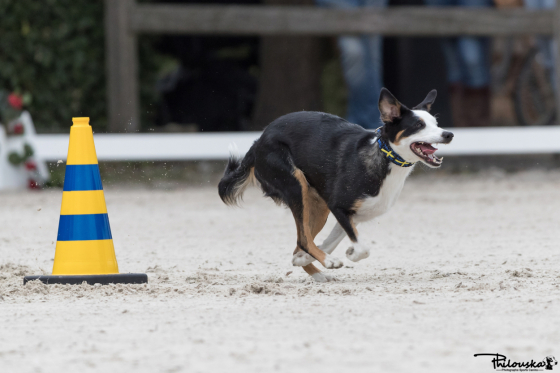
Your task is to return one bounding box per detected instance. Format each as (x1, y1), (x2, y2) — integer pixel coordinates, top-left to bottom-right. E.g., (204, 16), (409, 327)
(23, 273), (148, 285)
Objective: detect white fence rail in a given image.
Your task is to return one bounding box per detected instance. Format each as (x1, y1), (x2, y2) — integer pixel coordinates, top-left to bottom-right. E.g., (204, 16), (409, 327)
(35, 127), (560, 162)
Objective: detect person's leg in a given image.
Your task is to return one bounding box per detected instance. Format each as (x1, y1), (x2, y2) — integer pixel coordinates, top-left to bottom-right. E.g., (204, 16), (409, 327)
(423, 0), (455, 7)
(336, 0), (387, 129)
(356, 1), (389, 127)
(316, 0), (359, 8)
(456, 0), (493, 84)
(440, 37), (470, 128)
(424, 0), (470, 126)
(338, 36), (378, 127)
(424, 0), (463, 84)
(524, 0), (554, 10)
(457, 37), (490, 89)
(338, 34), (383, 129)
(320, 0), (386, 129)
(360, 0), (388, 128)
(455, 0), (492, 126)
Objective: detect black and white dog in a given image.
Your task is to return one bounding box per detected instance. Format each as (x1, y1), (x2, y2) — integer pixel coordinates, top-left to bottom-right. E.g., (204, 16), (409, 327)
(219, 88), (453, 281)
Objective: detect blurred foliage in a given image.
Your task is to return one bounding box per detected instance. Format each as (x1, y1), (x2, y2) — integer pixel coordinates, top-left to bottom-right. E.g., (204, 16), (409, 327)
(44, 162), (65, 188)
(321, 57), (347, 119)
(0, 0), (107, 131)
(0, 0), (345, 132)
(0, 0), (167, 132)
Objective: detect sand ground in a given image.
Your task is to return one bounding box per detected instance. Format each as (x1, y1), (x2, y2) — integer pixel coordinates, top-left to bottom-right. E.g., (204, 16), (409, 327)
(1, 170), (560, 373)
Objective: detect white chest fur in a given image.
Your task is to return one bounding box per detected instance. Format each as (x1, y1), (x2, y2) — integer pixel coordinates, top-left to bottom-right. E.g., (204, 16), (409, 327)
(354, 164), (413, 223)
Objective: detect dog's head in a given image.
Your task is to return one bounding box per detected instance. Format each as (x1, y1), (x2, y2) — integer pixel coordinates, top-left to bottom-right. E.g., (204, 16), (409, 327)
(546, 356), (558, 369)
(378, 88), (453, 168)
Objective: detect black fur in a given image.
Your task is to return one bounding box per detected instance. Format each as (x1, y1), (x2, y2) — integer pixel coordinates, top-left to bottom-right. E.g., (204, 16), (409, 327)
(218, 146), (256, 205)
(219, 88), (443, 254)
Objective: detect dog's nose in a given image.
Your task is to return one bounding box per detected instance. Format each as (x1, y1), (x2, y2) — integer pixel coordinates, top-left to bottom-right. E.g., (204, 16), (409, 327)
(442, 131), (454, 142)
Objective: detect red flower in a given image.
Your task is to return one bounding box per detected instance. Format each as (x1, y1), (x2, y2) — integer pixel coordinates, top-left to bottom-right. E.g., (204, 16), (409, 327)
(25, 161), (37, 171)
(28, 179), (40, 189)
(8, 93), (23, 110)
(13, 122), (24, 134)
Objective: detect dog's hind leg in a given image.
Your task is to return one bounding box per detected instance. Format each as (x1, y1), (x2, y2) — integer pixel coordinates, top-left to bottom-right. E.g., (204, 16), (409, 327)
(295, 222), (347, 282)
(254, 149), (342, 269)
(290, 170), (342, 269)
(302, 263), (336, 282)
(292, 186), (329, 266)
(293, 220), (349, 267)
(290, 187), (334, 281)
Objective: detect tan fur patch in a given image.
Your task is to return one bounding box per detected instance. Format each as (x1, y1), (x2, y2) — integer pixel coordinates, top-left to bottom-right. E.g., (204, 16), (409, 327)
(350, 219), (358, 241)
(293, 185), (330, 278)
(393, 117), (425, 145)
(352, 199), (363, 213)
(307, 187), (330, 237)
(303, 264), (322, 276)
(393, 130), (405, 145)
(230, 167), (256, 205)
(292, 168), (330, 266)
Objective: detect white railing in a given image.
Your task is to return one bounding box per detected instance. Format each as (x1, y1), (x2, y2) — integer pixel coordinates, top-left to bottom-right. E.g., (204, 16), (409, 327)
(35, 127), (560, 161)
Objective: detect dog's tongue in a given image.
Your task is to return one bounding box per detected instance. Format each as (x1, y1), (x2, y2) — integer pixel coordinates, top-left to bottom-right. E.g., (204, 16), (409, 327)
(418, 143), (437, 154)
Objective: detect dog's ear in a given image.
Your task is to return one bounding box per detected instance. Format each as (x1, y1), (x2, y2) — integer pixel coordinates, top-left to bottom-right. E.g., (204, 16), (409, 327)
(378, 88), (403, 124)
(413, 89), (437, 112)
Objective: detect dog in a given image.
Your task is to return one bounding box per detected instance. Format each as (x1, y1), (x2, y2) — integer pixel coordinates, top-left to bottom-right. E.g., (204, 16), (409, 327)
(218, 88), (453, 281)
(546, 356), (558, 370)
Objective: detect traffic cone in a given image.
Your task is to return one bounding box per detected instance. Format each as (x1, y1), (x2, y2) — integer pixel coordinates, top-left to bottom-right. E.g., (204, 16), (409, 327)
(24, 117), (147, 285)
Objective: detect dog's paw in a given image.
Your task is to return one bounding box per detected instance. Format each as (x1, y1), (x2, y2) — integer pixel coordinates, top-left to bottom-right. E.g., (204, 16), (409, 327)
(292, 251), (314, 267)
(346, 243), (370, 262)
(323, 255), (343, 269)
(311, 272), (337, 283)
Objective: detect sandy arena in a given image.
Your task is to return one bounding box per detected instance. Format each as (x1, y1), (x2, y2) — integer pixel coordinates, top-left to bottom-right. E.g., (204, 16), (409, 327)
(1, 170), (560, 372)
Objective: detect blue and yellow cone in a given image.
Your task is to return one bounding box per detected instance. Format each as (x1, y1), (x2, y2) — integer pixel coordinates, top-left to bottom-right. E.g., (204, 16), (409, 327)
(24, 118), (147, 285)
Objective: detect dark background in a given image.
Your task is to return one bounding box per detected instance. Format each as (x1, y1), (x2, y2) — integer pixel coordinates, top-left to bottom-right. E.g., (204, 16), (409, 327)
(0, 0), (456, 132)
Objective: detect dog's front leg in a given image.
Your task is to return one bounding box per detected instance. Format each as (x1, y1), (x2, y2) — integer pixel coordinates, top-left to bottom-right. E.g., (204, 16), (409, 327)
(320, 222), (350, 254)
(330, 208), (370, 263)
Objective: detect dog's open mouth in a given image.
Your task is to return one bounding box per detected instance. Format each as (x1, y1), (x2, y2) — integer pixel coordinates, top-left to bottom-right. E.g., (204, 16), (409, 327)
(411, 142), (443, 166)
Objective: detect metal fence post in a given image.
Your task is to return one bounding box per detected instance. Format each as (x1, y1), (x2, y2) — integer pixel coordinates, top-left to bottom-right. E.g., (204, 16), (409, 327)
(105, 0), (139, 132)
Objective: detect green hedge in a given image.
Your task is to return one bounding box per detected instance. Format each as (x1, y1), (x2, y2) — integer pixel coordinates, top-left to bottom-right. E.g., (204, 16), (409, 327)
(0, 0), (106, 131)
(0, 0), (164, 132)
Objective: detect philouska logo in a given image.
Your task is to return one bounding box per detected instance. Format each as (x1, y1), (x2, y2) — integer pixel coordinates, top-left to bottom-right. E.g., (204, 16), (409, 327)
(474, 353), (558, 371)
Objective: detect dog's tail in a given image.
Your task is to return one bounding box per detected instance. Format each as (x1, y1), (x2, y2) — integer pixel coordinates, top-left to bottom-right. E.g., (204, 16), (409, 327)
(218, 142), (256, 206)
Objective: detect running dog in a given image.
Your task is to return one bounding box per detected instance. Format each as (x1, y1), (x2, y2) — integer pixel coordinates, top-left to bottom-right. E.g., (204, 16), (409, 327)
(545, 356), (558, 370)
(218, 88), (453, 282)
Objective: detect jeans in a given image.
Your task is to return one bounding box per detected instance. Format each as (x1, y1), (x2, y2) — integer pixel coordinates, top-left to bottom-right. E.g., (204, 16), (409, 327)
(316, 0), (388, 129)
(424, 0), (492, 88)
(524, 0), (555, 9)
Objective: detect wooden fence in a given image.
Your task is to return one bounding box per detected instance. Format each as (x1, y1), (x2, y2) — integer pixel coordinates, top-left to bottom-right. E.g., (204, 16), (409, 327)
(104, 0), (560, 132)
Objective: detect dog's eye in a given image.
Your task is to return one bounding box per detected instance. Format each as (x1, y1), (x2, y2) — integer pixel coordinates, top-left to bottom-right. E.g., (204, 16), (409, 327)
(415, 121), (423, 127)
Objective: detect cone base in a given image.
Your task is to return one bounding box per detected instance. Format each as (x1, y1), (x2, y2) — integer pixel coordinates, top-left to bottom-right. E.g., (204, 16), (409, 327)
(23, 273), (148, 285)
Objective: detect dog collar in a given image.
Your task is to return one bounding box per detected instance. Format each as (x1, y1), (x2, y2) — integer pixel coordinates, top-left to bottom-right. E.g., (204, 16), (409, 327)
(374, 128), (414, 168)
